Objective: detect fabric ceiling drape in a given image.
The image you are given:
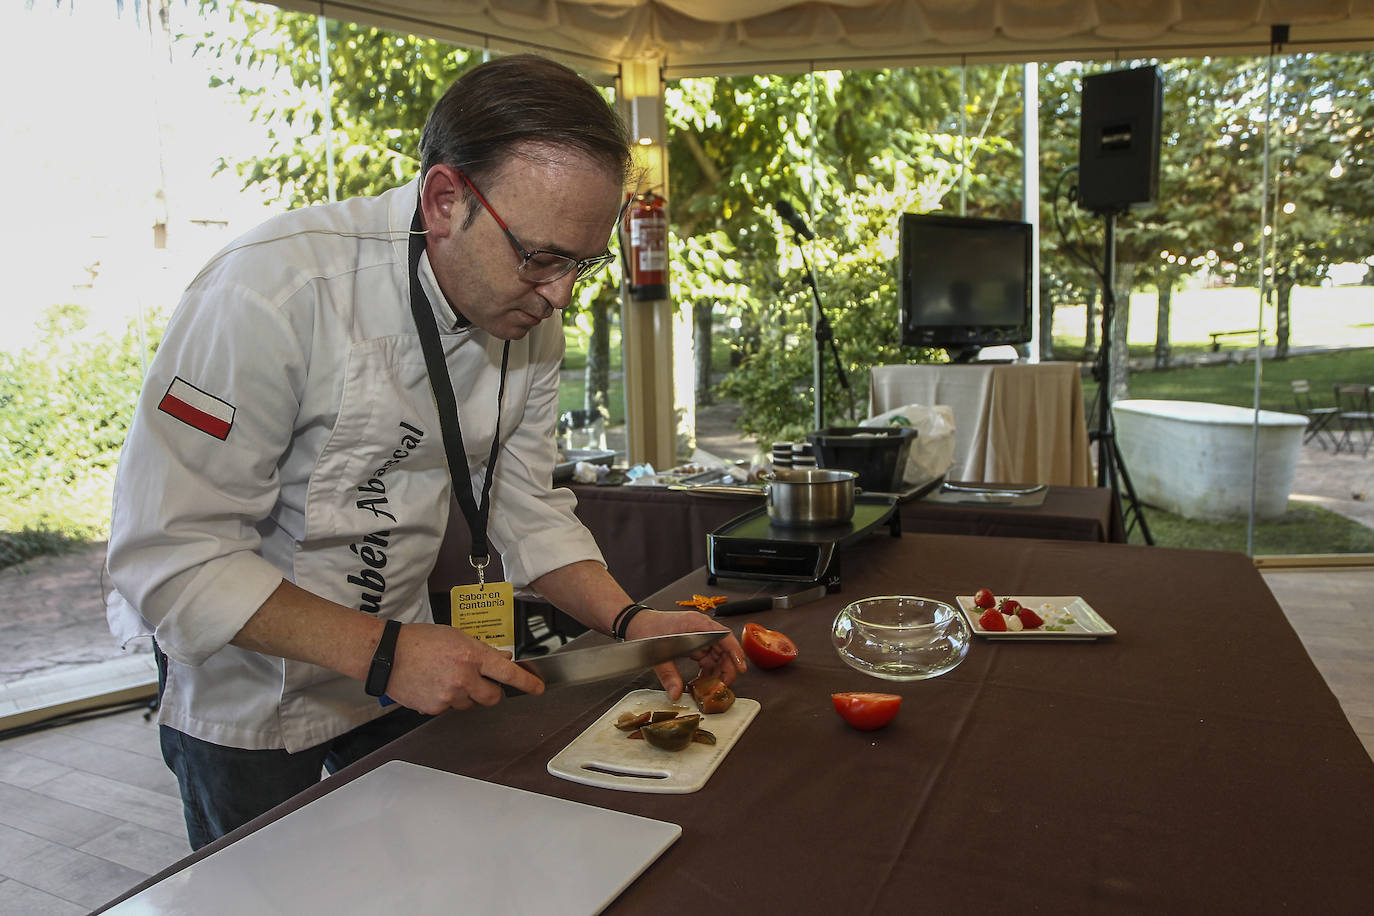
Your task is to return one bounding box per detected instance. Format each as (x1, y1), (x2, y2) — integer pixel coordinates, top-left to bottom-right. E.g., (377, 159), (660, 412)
(269, 1), (1374, 75)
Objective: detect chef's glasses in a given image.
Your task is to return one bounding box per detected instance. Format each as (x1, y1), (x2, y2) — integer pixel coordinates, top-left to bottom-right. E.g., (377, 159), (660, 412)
(455, 170), (617, 285)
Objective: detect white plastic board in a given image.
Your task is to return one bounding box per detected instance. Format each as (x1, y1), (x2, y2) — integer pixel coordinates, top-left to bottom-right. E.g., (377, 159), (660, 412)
(105, 760), (680, 916)
(548, 688), (761, 794)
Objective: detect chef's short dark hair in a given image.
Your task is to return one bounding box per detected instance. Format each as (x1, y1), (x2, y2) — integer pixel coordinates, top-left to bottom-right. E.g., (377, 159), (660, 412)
(419, 53), (631, 221)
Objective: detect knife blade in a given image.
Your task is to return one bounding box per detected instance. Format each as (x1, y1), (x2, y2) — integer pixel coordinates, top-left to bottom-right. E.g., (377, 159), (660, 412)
(713, 583), (829, 617)
(513, 630), (727, 690)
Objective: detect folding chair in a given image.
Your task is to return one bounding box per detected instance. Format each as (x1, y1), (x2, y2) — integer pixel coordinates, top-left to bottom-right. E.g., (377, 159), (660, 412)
(1332, 383), (1374, 457)
(1291, 379), (1339, 449)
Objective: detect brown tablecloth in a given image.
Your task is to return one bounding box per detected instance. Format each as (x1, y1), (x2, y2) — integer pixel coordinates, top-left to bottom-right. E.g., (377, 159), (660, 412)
(104, 533), (1374, 914)
(561, 482), (1121, 600)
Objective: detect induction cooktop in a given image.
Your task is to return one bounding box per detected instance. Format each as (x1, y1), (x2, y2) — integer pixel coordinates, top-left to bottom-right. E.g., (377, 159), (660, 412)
(706, 497), (900, 589)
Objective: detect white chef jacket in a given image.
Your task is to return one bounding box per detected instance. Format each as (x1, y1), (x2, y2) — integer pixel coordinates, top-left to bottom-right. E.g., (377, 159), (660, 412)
(106, 180), (605, 752)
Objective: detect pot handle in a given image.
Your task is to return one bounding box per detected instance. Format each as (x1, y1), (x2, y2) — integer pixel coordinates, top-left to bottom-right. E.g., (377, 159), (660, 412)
(668, 484), (766, 499)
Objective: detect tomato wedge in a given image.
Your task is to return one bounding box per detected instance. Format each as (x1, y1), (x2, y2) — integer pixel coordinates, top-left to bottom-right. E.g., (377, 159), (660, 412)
(741, 622), (798, 669)
(832, 692), (902, 731)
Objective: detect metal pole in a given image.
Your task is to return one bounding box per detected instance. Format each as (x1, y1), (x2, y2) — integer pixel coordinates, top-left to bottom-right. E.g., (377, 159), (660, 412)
(1097, 210), (1117, 483)
(317, 15), (337, 202)
(1249, 35), (1280, 556)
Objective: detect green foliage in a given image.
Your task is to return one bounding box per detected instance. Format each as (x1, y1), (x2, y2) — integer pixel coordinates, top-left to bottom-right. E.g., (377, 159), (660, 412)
(0, 305), (163, 549)
(670, 66), (1019, 444)
(192, 1), (476, 205)
(0, 527), (85, 572)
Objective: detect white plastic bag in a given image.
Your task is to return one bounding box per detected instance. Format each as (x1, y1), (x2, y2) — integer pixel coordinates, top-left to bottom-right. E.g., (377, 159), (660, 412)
(860, 404), (956, 488)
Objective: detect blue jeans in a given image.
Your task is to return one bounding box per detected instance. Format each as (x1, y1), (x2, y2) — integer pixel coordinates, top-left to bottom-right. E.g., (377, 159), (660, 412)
(154, 645), (430, 850)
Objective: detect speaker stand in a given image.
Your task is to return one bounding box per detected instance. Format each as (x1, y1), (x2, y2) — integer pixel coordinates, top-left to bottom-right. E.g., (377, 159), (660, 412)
(1092, 210), (1154, 545)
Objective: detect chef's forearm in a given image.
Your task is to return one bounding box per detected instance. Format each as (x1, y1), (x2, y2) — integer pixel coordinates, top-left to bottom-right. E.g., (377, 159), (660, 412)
(230, 579), (384, 681)
(530, 560), (634, 637)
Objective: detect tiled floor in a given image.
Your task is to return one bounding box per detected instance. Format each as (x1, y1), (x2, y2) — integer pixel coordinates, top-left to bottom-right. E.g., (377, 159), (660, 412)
(1, 567), (1370, 911)
(0, 704), (186, 913)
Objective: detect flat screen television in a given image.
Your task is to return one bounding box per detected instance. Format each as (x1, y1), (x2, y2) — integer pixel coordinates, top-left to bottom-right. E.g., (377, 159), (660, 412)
(898, 213), (1033, 362)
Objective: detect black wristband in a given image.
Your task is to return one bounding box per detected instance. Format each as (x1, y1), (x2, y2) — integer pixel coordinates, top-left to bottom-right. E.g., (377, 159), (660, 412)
(364, 619), (402, 697)
(611, 602), (650, 641)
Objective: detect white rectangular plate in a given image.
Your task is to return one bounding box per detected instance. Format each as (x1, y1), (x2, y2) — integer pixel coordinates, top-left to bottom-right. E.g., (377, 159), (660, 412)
(956, 595), (1117, 641)
(549, 689), (760, 794)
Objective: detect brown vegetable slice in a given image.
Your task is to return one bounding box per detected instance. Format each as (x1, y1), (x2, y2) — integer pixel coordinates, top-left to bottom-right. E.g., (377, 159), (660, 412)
(640, 714), (702, 751)
(615, 711), (652, 731)
(688, 675), (736, 714)
(615, 708), (688, 731)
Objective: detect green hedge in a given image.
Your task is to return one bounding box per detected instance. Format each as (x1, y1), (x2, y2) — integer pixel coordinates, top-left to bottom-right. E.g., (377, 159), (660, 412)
(0, 304), (162, 567)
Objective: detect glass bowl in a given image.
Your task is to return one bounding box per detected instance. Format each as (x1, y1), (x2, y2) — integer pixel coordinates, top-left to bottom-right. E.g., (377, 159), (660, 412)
(831, 596), (970, 681)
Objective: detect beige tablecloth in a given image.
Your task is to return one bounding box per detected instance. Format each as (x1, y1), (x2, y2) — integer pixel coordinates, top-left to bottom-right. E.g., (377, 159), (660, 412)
(869, 362), (1093, 486)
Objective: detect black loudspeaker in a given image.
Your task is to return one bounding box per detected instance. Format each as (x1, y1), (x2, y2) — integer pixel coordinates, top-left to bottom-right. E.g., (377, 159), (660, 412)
(1078, 66), (1163, 213)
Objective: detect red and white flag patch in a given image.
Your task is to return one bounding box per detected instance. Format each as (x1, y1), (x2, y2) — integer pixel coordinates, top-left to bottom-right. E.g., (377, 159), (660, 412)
(158, 377), (235, 440)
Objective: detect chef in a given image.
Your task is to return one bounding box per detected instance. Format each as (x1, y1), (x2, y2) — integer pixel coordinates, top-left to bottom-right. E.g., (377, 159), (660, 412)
(105, 53), (746, 850)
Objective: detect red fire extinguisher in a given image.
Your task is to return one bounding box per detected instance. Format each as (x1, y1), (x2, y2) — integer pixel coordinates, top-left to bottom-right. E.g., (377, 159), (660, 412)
(622, 190), (669, 301)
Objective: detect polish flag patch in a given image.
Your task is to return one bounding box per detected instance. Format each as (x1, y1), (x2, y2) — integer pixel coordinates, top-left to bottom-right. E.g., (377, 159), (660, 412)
(158, 377), (235, 440)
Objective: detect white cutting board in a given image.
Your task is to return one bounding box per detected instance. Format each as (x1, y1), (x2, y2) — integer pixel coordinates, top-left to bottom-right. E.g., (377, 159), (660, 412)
(105, 760), (680, 916)
(548, 689), (761, 794)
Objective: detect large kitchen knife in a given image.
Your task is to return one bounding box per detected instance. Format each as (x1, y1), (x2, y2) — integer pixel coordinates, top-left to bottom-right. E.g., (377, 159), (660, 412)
(712, 583), (829, 617)
(514, 630), (727, 690)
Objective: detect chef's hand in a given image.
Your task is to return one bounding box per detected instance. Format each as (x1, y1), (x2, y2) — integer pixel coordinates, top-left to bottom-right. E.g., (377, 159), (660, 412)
(624, 609), (747, 702)
(384, 623), (545, 713)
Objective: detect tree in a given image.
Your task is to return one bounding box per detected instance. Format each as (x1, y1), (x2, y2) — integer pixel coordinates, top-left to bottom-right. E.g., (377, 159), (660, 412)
(667, 65), (1026, 444)
(1262, 53), (1374, 357)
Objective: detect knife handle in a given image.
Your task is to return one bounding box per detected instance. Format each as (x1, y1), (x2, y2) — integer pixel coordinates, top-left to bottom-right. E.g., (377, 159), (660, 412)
(714, 597), (772, 617)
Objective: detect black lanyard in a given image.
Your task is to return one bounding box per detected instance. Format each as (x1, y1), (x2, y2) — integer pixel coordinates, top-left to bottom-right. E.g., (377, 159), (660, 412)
(407, 204), (510, 572)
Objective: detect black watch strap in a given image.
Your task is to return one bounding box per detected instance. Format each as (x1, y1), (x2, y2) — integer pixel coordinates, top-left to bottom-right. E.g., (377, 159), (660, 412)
(364, 619), (402, 697)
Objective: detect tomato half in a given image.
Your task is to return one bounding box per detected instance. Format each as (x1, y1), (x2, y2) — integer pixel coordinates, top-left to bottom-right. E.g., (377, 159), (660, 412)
(831, 692), (902, 731)
(741, 622), (798, 669)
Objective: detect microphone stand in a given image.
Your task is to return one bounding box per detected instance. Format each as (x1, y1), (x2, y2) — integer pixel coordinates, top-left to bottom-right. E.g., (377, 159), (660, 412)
(784, 226), (852, 430)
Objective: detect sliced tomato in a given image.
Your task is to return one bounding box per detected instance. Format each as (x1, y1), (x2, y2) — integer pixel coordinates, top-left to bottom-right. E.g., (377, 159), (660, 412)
(741, 622), (798, 670)
(831, 692), (902, 731)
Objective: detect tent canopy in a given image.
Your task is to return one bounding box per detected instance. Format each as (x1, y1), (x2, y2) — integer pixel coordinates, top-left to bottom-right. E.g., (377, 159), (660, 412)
(274, 1), (1374, 76)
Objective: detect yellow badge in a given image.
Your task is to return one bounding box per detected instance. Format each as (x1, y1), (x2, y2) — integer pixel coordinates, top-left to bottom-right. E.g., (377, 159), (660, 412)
(450, 582), (515, 655)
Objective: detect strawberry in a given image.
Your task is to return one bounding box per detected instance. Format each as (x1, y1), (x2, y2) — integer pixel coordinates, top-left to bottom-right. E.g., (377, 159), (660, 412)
(973, 588), (996, 609)
(1017, 606), (1045, 629)
(977, 608), (1007, 631)
(998, 598), (1022, 616)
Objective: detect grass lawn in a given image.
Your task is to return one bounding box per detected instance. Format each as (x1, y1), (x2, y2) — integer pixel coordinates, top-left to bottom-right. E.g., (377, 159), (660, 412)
(1131, 502), (1374, 553)
(1078, 347), (1374, 413)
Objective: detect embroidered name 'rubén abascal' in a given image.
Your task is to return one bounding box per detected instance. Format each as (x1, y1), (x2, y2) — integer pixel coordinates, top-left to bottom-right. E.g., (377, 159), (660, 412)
(348, 420), (425, 614)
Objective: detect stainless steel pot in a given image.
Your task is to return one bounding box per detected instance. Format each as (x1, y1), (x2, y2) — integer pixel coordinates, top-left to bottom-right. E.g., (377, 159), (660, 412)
(674, 467), (859, 528)
(764, 467), (858, 528)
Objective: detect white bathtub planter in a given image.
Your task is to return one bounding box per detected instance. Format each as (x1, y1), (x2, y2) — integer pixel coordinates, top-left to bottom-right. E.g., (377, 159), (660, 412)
(1111, 399), (1307, 521)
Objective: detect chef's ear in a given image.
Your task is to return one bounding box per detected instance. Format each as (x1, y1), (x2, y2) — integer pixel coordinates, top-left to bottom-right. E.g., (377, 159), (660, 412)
(420, 165), (462, 238)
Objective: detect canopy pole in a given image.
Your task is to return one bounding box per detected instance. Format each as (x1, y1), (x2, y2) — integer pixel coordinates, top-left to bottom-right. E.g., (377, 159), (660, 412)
(618, 59), (677, 468)
(1022, 61), (1040, 362)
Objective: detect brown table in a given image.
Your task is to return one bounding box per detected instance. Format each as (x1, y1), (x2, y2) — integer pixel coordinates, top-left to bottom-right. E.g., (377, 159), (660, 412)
(104, 533), (1374, 914)
(561, 481), (1122, 601)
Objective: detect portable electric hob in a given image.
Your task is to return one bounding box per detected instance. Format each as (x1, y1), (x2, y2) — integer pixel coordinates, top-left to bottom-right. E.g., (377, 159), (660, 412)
(706, 497), (900, 590)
